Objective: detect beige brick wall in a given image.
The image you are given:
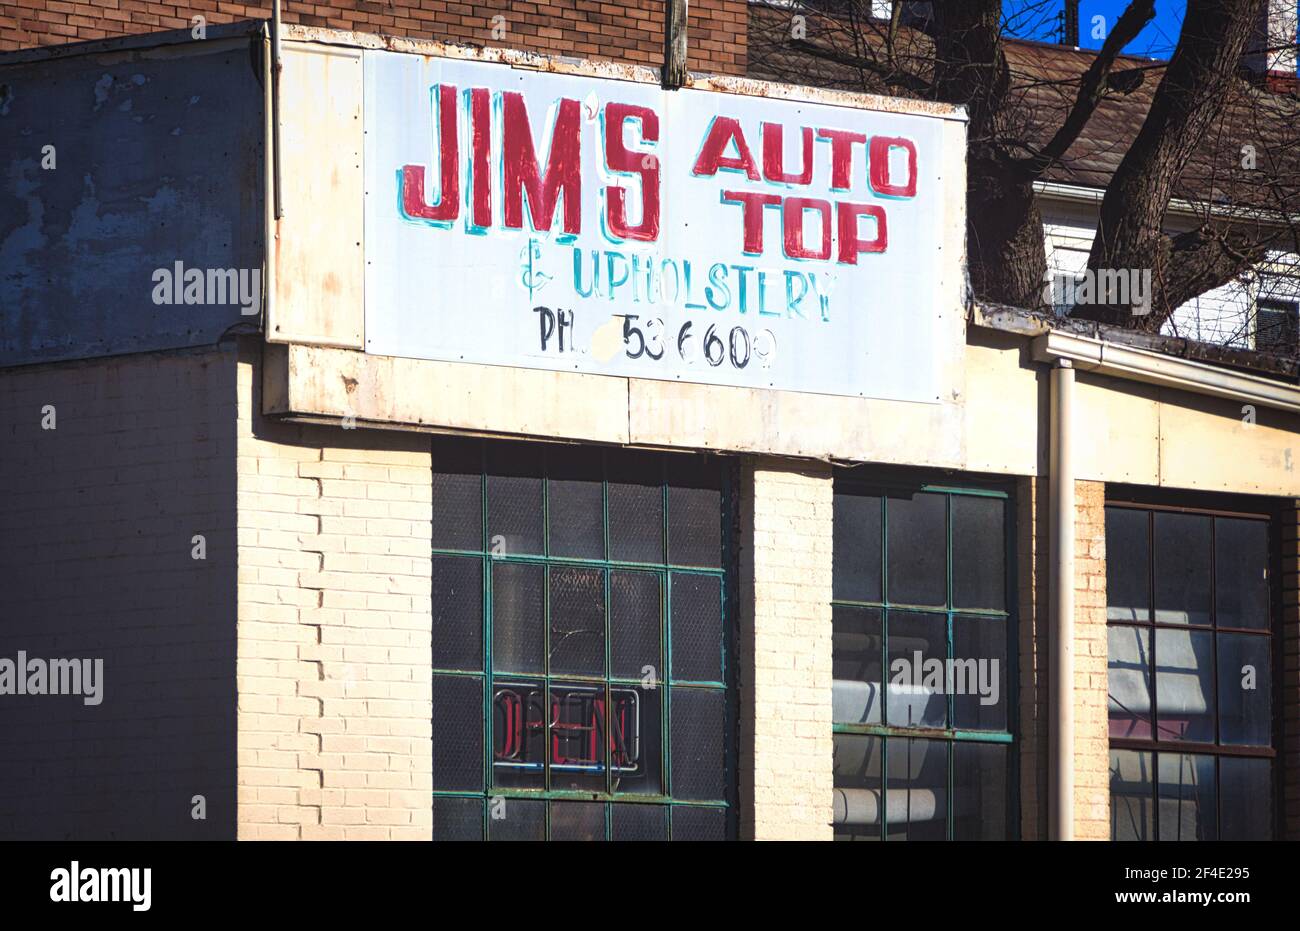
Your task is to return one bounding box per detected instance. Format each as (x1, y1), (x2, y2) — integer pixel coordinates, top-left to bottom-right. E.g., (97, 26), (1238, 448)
(0, 347), (238, 839)
(737, 457), (833, 840)
(235, 342), (433, 840)
(1073, 479), (1110, 839)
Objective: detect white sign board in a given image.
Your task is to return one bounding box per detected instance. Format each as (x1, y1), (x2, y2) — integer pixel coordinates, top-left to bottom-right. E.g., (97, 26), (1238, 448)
(363, 49), (951, 401)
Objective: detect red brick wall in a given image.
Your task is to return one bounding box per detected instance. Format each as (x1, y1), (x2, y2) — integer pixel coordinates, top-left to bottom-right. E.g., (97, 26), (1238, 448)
(1, 0), (746, 74)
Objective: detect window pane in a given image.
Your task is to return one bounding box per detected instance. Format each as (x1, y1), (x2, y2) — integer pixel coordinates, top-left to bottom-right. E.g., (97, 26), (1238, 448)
(486, 442), (544, 556)
(1105, 507), (1149, 622)
(492, 561), (543, 674)
(431, 555), (482, 670)
(833, 490), (882, 602)
(886, 611), (948, 728)
(488, 797), (545, 841)
(1217, 633), (1271, 746)
(432, 437), (482, 550)
(953, 742), (1008, 840)
(951, 495), (1005, 610)
(549, 801), (606, 841)
(613, 686), (661, 796)
(547, 446), (604, 560)
(884, 737), (948, 841)
(671, 806), (727, 841)
(1108, 626), (1152, 739)
(1220, 757), (1273, 840)
(670, 572), (724, 682)
(433, 674), (483, 791)
(886, 492), (946, 607)
(491, 678), (545, 789)
(667, 455), (722, 568)
(432, 795), (483, 841)
(832, 606), (882, 725)
(549, 681), (608, 792)
(1110, 749), (1153, 841)
(1153, 512), (1211, 625)
(1155, 628), (1215, 743)
(610, 570), (661, 680)
(952, 615), (1007, 731)
(549, 566), (605, 677)
(1215, 517), (1269, 630)
(608, 450), (663, 563)
(611, 803), (668, 841)
(833, 733), (882, 841)
(670, 687), (726, 801)
(1157, 753), (1216, 841)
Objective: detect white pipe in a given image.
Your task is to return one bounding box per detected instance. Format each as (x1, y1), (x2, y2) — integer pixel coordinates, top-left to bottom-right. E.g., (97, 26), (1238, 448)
(1049, 359), (1075, 840)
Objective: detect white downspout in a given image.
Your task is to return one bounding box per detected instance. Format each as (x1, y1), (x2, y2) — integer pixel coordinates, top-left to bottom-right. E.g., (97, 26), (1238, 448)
(1048, 358), (1075, 841)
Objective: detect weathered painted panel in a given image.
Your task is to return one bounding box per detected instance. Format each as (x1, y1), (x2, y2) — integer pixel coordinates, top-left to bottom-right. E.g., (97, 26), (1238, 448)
(0, 37), (265, 367)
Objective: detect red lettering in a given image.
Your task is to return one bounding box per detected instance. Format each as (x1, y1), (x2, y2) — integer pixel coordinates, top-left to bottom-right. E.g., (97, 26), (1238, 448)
(837, 203), (888, 262)
(817, 128), (867, 191)
(400, 84), (459, 223)
(469, 87), (493, 228)
(722, 190), (782, 254)
(869, 136), (917, 198)
(762, 123), (814, 185)
(604, 102), (661, 243)
(693, 116), (760, 180)
(783, 198), (833, 261)
(503, 92), (582, 235)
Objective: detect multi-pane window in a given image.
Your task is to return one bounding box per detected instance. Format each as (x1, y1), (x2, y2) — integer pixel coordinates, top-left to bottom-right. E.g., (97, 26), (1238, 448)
(831, 476), (1015, 841)
(430, 438), (733, 840)
(1106, 503), (1277, 841)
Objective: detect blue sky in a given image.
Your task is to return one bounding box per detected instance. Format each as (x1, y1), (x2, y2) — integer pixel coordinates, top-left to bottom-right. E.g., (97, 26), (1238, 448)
(1004, 0), (1187, 59)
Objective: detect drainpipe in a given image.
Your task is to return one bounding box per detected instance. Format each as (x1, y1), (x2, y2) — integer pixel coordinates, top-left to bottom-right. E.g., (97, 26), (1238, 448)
(1048, 358), (1075, 841)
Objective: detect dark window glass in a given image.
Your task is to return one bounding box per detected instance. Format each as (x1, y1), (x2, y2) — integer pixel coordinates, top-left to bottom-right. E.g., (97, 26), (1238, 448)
(953, 742), (1008, 840)
(670, 572), (724, 682)
(670, 687), (726, 801)
(492, 562), (543, 674)
(671, 806), (727, 841)
(433, 674), (483, 791)
(952, 615), (1006, 731)
(1108, 626), (1152, 740)
(610, 570), (661, 680)
(1155, 628), (1215, 743)
(488, 797), (545, 841)
(548, 801), (606, 841)
(608, 450), (663, 563)
(833, 491), (882, 602)
(1216, 633), (1271, 747)
(833, 733), (882, 841)
(432, 438), (483, 551)
(611, 803), (668, 841)
(491, 678), (545, 789)
(885, 492), (946, 607)
(667, 456), (722, 568)
(1105, 507), (1150, 622)
(1153, 512), (1211, 625)
(1215, 518), (1269, 629)
(1219, 757), (1273, 840)
(548, 680), (608, 793)
(951, 496), (1005, 610)
(884, 737), (947, 841)
(886, 611), (947, 728)
(547, 446), (604, 560)
(431, 555), (482, 670)
(486, 442), (543, 555)
(548, 566), (605, 677)
(613, 686), (661, 796)
(432, 795), (483, 841)
(832, 606), (882, 725)
(1110, 749), (1154, 841)
(1157, 753), (1216, 842)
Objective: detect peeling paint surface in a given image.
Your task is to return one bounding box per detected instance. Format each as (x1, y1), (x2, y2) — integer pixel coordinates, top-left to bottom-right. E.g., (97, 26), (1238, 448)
(0, 40), (265, 366)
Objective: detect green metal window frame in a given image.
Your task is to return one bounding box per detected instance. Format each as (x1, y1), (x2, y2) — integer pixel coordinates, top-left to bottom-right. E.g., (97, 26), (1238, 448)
(431, 440), (736, 840)
(831, 475), (1018, 841)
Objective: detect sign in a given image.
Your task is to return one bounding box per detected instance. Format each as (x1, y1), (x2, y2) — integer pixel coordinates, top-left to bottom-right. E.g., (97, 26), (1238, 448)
(363, 50), (951, 401)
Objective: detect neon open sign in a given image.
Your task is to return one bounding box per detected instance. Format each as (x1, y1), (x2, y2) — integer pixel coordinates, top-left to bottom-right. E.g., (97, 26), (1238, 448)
(493, 682), (641, 775)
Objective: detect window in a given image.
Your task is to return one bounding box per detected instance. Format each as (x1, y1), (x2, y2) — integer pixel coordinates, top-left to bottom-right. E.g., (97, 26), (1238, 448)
(430, 438), (733, 840)
(1255, 298), (1299, 354)
(1106, 503), (1277, 841)
(831, 475), (1015, 841)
